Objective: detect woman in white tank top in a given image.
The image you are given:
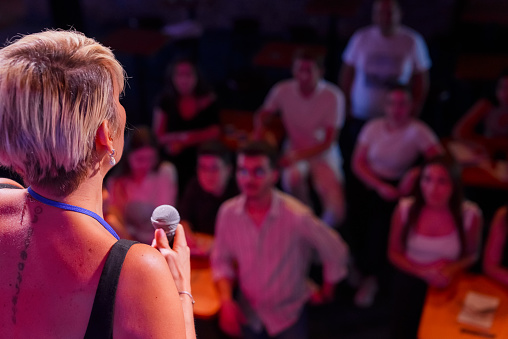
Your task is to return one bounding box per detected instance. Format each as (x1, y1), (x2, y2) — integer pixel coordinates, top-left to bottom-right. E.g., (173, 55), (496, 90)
(388, 155), (482, 339)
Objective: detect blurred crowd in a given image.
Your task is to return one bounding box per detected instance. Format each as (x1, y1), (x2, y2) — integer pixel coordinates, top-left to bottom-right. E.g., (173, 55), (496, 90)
(2, 0), (508, 338)
(101, 1), (508, 338)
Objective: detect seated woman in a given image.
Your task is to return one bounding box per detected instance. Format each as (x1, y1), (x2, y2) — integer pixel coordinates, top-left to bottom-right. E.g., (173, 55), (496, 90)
(388, 156), (482, 339)
(0, 30), (194, 338)
(483, 204), (508, 286)
(107, 126), (178, 244)
(453, 69), (508, 160)
(153, 58), (220, 194)
(351, 84), (443, 307)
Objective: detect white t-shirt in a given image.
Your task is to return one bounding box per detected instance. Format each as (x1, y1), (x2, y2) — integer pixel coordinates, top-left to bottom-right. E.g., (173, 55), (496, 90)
(342, 25), (431, 120)
(397, 197), (481, 265)
(262, 79), (345, 162)
(358, 118), (439, 180)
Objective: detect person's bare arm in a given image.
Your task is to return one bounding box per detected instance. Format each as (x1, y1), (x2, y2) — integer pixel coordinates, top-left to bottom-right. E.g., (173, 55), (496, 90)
(215, 278), (245, 337)
(280, 127), (338, 167)
(411, 70), (429, 117)
(484, 207), (508, 286)
(352, 144), (399, 201)
(453, 99), (492, 140)
(153, 107), (169, 143)
(160, 126), (220, 150)
(339, 64), (355, 119)
(114, 228), (195, 339)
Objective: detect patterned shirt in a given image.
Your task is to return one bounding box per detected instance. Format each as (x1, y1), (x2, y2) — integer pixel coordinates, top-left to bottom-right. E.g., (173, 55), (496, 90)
(211, 189), (348, 335)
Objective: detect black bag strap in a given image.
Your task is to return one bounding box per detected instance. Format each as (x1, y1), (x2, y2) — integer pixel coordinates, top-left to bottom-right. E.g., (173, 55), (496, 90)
(84, 239), (138, 339)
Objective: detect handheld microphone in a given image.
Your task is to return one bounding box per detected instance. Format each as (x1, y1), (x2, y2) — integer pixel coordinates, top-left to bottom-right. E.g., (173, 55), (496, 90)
(151, 205), (180, 248)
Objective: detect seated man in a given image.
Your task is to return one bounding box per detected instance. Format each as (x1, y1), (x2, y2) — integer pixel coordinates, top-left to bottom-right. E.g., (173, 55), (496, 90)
(211, 141), (349, 339)
(179, 141), (238, 237)
(254, 50), (346, 228)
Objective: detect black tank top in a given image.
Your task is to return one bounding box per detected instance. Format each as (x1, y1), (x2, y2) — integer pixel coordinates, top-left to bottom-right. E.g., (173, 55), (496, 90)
(84, 239), (138, 339)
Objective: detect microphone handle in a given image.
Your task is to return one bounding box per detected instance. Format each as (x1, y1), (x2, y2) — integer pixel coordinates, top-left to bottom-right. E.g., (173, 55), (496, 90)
(166, 232), (175, 248)
(166, 227), (177, 248)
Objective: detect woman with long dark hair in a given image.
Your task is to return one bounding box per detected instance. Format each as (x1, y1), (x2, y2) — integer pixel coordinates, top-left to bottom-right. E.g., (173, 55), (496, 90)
(152, 58), (220, 194)
(388, 155), (482, 339)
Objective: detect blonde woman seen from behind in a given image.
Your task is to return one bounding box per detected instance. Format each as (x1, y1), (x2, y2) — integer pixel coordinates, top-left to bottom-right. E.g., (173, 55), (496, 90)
(0, 30), (195, 339)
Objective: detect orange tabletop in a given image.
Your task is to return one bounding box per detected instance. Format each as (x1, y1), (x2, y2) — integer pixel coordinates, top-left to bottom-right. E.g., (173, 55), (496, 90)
(189, 233), (221, 319)
(419, 274), (508, 339)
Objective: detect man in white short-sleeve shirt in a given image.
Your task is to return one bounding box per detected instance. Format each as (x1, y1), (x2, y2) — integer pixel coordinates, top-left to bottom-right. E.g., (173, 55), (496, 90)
(340, 0), (431, 121)
(254, 51), (346, 227)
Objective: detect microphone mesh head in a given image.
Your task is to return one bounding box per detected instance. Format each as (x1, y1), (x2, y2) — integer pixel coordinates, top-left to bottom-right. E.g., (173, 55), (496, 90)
(151, 205), (180, 235)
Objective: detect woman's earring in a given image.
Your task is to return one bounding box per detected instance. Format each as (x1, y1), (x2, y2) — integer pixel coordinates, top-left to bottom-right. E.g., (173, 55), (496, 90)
(109, 149), (116, 166)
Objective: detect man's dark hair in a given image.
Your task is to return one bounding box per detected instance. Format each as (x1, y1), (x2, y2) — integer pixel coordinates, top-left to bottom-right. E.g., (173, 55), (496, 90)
(198, 140), (232, 166)
(238, 141), (279, 169)
(292, 48), (325, 70)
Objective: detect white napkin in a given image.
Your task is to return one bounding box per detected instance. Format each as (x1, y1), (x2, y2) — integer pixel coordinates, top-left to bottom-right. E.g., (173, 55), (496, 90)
(457, 291), (500, 329)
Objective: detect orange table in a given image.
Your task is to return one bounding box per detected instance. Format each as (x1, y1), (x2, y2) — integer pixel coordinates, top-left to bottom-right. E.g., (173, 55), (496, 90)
(190, 233), (220, 319)
(419, 274), (508, 339)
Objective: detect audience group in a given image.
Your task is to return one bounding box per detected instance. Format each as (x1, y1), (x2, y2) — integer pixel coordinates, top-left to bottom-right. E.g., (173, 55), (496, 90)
(100, 0), (508, 338)
(2, 0), (508, 339)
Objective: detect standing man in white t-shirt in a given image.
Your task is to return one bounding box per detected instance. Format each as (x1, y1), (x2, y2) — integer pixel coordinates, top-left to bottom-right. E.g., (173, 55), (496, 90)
(340, 0), (431, 121)
(254, 50), (346, 228)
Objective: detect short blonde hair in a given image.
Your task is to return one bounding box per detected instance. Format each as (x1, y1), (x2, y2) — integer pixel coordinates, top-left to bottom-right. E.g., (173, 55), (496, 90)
(0, 30), (125, 195)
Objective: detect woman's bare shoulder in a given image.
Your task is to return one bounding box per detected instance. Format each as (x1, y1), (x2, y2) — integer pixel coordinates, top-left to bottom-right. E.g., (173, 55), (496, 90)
(114, 243), (185, 338)
(122, 242), (170, 271)
(118, 242), (176, 297)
